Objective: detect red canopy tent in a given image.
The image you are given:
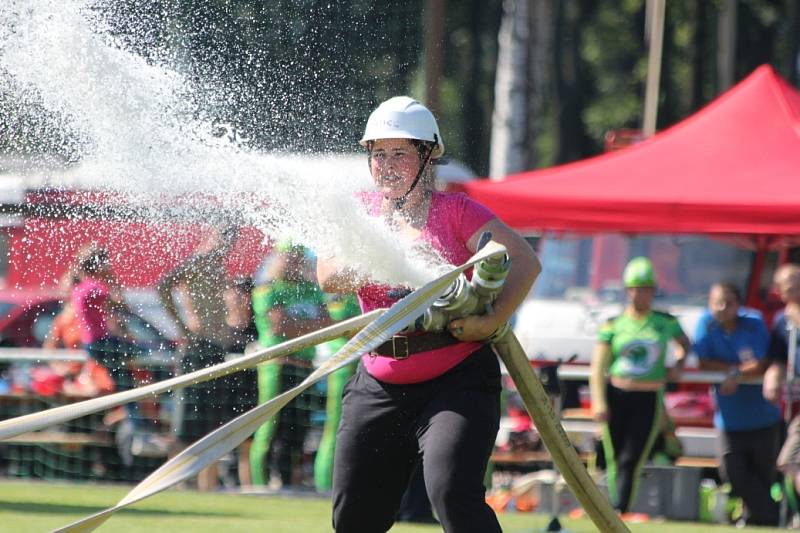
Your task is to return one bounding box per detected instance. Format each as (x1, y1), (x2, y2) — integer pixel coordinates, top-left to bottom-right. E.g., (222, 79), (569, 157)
(465, 65), (800, 304)
(465, 65), (800, 240)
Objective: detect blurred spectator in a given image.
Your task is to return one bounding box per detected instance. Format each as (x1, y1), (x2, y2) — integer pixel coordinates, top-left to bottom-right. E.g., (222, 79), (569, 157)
(250, 242), (330, 489)
(157, 226), (238, 491)
(313, 293), (361, 492)
(71, 244), (139, 394)
(223, 276), (259, 487)
(43, 271), (115, 398)
(590, 257), (689, 514)
(71, 244), (148, 469)
(46, 272), (83, 350)
(225, 276), (259, 353)
(764, 265), (800, 506)
(694, 282), (781, 526)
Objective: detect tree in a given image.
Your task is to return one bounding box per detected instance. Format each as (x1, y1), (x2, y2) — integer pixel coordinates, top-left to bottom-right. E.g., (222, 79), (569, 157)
(4, 0), (799, 175)
(489, 0), (555, 179)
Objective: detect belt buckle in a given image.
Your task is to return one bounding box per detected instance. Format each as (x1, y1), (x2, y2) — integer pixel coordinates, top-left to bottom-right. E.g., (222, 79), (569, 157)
(392, 336), (410, 360)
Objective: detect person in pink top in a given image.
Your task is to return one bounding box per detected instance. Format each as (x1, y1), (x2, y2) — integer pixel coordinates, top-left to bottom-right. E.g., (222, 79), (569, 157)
(72, 271), (111, 346)
(318, 97), (541, 533)
(71, 245), (138, 394)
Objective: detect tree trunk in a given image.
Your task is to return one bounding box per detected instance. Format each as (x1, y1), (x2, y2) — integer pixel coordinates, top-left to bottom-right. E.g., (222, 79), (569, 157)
(691, 0), (707, 110)
(528, 1), (554, 164)
(461, 1), (490, 175)
(489, 0), (553, 180)
(489, 0), (529, 180)
(554, 0), (591, 164)
(424, 0), (446, 116)
(717, 0), (737, 91)
(786, 0), (800, 85)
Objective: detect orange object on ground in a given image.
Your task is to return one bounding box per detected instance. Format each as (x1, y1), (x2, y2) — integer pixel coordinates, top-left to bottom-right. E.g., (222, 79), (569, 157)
(620, 512), (650, 523)
(486, 492), (513, 513)
(514, 493), (538, 512)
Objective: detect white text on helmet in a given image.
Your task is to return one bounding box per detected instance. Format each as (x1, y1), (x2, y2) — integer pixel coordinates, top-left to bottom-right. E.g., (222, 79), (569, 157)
(373, 118), (400, 129)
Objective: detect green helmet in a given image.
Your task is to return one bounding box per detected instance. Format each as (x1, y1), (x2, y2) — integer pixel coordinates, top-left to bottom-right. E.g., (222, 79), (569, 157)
(275, 240), (303, 254)
(623, 257), (656, 288)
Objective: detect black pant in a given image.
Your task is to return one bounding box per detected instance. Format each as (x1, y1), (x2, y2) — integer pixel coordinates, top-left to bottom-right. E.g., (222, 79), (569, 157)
(397, 464), (435, 523)
(270, 362), (313, 485)
(175, 337), (229, 442)
(719, 423), (781, 526)
(602, 384), (661, 513)
(332, 345), (502, 533)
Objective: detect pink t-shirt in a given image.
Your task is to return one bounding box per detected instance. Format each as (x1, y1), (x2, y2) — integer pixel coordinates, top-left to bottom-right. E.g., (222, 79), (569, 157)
(72, 277), (111, 345)
(359, 191), (496, 384)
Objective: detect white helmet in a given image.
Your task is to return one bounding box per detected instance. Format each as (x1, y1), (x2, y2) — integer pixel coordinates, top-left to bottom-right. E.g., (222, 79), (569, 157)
(360, 96), (445, 159)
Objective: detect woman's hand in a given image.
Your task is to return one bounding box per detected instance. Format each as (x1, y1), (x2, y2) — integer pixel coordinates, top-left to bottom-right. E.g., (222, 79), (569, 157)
(447, 314), (504, 342)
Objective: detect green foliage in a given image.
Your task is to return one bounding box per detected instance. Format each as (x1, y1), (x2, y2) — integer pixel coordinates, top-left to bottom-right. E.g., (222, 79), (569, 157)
(147, 0), (425, 154)
(535, 0), (799, 166)
(436, 0), (502, 175)
(2, 0), (426, 158)
(2, 0), (798, 173)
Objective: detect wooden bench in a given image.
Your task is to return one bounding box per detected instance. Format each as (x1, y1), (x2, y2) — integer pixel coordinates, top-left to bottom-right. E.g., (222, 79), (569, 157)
(561, 407), (593, 420)
(490, 450), (592, 466)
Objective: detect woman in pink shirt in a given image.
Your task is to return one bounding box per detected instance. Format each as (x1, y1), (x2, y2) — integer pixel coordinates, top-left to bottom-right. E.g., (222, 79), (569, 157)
(71, 245), (137, 393)
(318, 97), (540, 533)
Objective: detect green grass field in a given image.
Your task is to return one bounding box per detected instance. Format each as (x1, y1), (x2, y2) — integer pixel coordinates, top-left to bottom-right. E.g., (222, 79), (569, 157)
(0, 480), (785, 532)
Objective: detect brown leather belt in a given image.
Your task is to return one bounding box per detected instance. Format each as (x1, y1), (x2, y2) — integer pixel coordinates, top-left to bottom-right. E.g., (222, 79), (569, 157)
(372, 332), (459, 360)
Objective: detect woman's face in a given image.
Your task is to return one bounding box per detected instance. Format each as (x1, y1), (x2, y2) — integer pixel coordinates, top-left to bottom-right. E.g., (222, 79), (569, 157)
(627, 286), (655, 312)
(369, 138), (422, 200)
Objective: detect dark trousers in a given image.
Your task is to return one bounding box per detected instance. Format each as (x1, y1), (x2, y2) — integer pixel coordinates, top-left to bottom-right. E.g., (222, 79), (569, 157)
(397, 464), (435, 523)
(269, 362), (313, 485)
(332, 345), (502, 533)
(719, 423), (781, 526)
(87, 336), (140, 392)
(601, 384), (662, 513)
(175, 337), (229, 442)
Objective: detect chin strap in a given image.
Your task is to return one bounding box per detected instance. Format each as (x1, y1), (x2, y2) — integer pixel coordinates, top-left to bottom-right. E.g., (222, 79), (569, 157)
(391, 135), (438, 210)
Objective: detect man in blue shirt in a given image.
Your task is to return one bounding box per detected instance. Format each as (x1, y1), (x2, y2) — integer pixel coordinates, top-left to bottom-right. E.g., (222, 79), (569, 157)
(694, 282), (781, 526)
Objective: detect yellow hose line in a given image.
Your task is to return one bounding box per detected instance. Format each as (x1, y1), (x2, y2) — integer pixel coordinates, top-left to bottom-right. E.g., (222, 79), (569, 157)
(54, 241), (509, 533)
(493, 330), (629, 533)
(0, 309), (385, 442)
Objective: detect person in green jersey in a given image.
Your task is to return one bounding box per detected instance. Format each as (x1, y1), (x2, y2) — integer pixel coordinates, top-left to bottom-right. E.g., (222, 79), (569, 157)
(250, 242), (330, 488)
(590, 256), (690, 514)
(313, 293), (361, 492)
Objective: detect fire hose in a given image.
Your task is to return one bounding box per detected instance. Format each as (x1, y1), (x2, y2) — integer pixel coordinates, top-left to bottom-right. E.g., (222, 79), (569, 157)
(393, 233), (628, 533)
(0, 239), (626, 532)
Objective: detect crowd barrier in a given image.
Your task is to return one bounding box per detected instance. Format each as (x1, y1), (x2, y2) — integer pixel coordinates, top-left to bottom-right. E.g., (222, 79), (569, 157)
(2, 348), (748, 483)
(0, 347), (326, 486)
